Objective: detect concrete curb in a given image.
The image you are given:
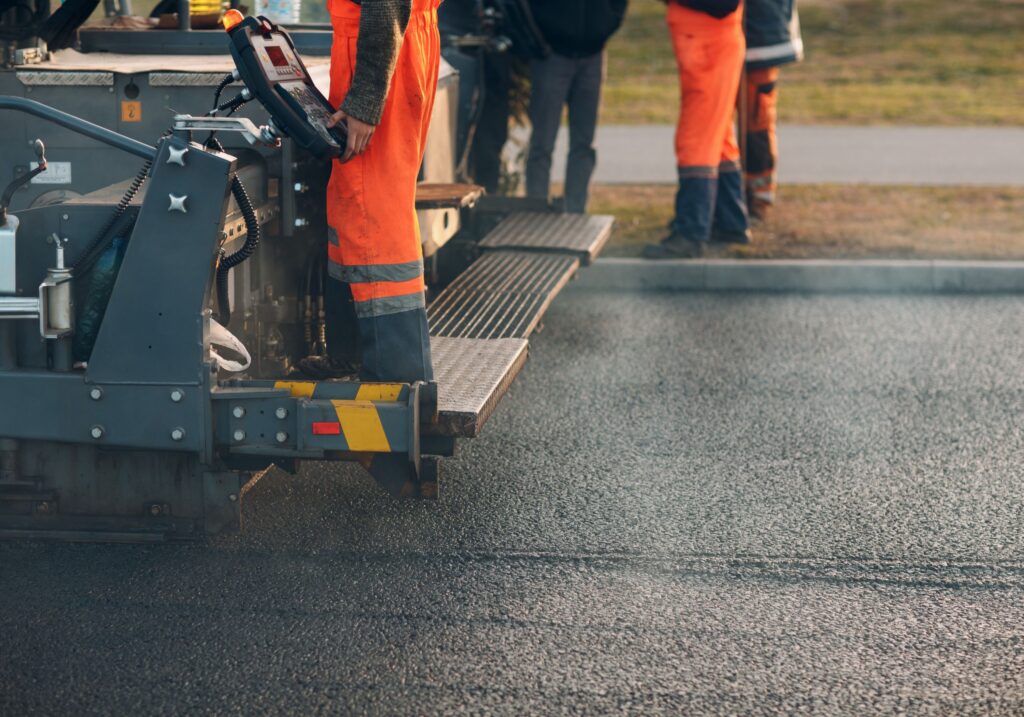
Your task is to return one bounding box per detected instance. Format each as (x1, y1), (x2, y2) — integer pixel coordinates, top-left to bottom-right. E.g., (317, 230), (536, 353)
(572, 259), (1024, 294)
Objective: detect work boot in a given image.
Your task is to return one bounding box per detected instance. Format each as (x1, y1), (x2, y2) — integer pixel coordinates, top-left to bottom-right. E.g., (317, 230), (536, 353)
(642, 232), (705, 259)
(710, 228), (753, 245)
(748, 197), (772, 223)
(294, 355), (358, 381)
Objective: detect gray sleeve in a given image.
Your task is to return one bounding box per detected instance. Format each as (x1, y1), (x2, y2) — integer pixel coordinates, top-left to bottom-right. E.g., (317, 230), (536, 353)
(339, 0), (412, 125)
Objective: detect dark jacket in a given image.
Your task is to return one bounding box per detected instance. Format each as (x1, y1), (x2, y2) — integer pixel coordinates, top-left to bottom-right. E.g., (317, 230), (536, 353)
(528, 0), (628, 59)
(745, 0), (804, 69)
(672, 0), (739, 19)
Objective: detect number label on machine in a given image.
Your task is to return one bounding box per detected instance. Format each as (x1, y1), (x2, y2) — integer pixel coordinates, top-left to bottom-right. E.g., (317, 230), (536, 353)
(227, 14), (347, 160)
(121, 100), (142, 122)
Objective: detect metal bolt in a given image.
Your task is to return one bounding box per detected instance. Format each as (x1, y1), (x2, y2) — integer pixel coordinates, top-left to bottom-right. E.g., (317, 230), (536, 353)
(293, 182), (307, 193)
(233, 429), (246, 442)
(166, 145), (189, 167)
(229, 494), (238, 502)
(170, 389), (184, 403)
(275, 407), (288, 420)
(293, 217), (309, 228)
(90, 425), (104, 440)
(36, 501), (50, 514)
(170, 427), (185, 442)
(61, 213), (69, 220)
(150, 504), (162, 516)
(168, 194), (188, 213)
(232, 406), (246, 419)
(275, 431), (288, 444)
(89, 387), (103, 401)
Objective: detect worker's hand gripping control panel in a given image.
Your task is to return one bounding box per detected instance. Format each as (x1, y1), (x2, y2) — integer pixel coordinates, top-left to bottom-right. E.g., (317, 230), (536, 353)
(225, 13), (347, 159)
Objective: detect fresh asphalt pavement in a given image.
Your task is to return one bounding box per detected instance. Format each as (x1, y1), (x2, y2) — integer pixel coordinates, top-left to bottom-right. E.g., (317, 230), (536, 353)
(3, 290), (1024, 715)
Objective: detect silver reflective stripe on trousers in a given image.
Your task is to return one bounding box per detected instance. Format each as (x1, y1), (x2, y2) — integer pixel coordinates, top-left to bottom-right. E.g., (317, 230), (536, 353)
(678, 165), (718, 180)
(327, 258), (424, 283)
(352, 292), (426, 318)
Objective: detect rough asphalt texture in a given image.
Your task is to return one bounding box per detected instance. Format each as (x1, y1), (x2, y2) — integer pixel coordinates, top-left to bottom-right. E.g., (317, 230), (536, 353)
(523, 124), (1024, 186)
(3, 291), (1024, 715)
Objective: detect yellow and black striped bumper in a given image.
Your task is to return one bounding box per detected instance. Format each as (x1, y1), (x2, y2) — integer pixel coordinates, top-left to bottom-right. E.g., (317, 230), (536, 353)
(214, 379), (433, 459)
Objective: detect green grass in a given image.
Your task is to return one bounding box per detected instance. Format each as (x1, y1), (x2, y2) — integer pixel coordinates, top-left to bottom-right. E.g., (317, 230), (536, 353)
(591, 184), (1024, 259)
(603, 0), (1024, 125)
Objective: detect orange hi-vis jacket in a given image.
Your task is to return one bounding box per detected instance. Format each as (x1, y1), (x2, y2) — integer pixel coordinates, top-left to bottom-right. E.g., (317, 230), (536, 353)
(325, 0), (441, 319)
(667, 0), (745, 177)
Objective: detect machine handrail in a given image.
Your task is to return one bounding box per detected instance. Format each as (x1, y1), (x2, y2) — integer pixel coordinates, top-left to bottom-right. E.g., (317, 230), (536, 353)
(0, 96), (157, 160)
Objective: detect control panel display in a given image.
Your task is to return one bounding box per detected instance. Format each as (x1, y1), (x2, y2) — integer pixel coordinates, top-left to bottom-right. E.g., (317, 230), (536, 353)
(227, 15), (347, 159)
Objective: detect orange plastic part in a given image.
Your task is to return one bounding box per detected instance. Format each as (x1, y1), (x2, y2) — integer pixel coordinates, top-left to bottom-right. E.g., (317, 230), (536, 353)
(221, 9), (244, 31)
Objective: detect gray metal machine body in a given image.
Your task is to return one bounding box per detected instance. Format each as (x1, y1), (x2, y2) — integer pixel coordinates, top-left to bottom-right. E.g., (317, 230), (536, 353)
(0, 28), (457, 540)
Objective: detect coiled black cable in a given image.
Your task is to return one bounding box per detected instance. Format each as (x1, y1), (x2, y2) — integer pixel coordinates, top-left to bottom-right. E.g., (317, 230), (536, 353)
(208, 137), (261, 326)
(73, 156), (152, 273)
(209, 73), (236, 116)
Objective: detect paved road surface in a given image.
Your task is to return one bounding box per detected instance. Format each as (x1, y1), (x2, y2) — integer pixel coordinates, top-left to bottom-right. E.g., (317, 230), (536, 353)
(3, 291), (1024, 715)
(530, 124), (1024, 186)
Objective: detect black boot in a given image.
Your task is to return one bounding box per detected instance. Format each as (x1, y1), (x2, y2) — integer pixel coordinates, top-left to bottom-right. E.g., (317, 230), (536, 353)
(642, 231), (706, 259)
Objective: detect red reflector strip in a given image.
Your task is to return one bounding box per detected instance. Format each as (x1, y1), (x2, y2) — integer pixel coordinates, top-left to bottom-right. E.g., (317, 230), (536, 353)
(312, 422), (341, 435)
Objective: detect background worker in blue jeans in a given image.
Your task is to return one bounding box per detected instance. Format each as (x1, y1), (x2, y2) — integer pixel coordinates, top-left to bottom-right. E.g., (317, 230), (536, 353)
(525, 0), (628, 213)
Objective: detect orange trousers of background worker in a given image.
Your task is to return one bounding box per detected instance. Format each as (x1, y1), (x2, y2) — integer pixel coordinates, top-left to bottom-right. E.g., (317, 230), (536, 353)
(663, 1), (749, 247)
(743, 65), (780, 216)
(325, 0), (441, 384)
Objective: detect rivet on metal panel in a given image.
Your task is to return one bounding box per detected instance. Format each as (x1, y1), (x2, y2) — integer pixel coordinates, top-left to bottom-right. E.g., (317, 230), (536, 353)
(170, 389), (184, 402)
(167, 146), (189, 167)
(233, 429), (246, 442)
(232, 406), (245, 418)
(275, 407), (288, 419)
(89, 387), (103, 401)
(90, 425), (104, 439)
(171, 428), (185, 442)
(168, 194), (188, 213)
(275, 431), (288, 444)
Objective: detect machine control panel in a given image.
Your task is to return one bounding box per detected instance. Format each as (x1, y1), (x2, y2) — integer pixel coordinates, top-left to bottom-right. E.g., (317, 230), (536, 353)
(227, 14), (347, 159)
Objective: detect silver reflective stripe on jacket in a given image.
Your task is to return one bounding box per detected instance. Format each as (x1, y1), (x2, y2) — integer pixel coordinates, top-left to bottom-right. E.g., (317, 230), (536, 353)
(746, 37), (804, 64)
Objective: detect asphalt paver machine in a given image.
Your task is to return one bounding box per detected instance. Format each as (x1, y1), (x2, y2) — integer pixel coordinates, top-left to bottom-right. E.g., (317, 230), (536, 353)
(0, 3), (613, 540)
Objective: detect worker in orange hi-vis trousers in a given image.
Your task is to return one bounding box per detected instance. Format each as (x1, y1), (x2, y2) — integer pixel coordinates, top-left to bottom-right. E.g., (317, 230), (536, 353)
(644, 0), (750, 259)
(743, 0), (803, 220)
(308, 0), (441, 496)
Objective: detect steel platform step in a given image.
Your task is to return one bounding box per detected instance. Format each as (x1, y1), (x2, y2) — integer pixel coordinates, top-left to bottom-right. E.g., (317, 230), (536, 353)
(431, 336), (529, 437)
(478, 211), (614, 265)
(428, 250), (579, 340)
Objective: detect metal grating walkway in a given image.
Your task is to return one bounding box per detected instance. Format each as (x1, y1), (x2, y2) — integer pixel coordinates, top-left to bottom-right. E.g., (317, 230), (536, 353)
(478, 212), (614, 265)
(428, 251), (579, 340)
(430, 336), (530, 437)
